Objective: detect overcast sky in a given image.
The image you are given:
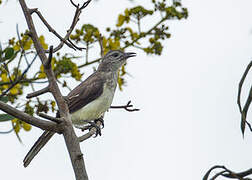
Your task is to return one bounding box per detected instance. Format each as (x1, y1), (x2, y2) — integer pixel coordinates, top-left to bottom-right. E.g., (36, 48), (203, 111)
(1, 0), (252, 180)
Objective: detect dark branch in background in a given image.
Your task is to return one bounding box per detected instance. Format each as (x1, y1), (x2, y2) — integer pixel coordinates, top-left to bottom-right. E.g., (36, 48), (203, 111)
(0, 78), (48, 86)
(110, 100), (140, 112)
(0, 128), (14, 134)
(0, 25), (38, 97)
(0, 54), (37, 98)
(203, 165), (252, 180)
(237, 61), (252, 136)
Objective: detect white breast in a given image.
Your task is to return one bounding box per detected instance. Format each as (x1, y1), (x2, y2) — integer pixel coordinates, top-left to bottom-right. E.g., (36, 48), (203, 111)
(70, 83), (115, 129)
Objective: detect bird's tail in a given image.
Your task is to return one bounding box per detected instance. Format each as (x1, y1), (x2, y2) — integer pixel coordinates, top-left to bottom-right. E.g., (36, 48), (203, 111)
(23, 130), (55, 167)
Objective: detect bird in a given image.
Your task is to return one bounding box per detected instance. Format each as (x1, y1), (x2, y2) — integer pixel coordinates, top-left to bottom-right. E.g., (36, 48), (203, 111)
(23, 50), (136, 167)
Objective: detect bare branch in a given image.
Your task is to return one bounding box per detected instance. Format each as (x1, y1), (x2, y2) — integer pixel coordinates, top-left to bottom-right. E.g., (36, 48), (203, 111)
(19, 1), (90, 179)
(44, 45), (53, 69)
(78, 57), (101, 68)
(44, 0), (92, 53)
(237, 61), (252, 136)
(26, 86), (50, 99)
(203, 165), (252, 180)
(0, 100), (61, 132)
(110, 101), (140, 112)
(38, 112), (63, 124)
(0, 128), (14, 134)
(80, 0), (92, 10)
(70, 0), (78, 8)
(241, 85), (252, 136)
(32, 9), (82, 51)
(237, 61), (252, 113)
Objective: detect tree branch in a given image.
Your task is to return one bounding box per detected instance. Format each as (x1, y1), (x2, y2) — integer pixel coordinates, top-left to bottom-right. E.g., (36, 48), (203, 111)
(237, 61), (252, 136)
(110, 100), (140, 112)
(44, 0), (91, 53)
(203, 165), (252, 180)
(19, 0), (90, 179)
(26, 85), (50, 98)
(32, 9), (84, 51)
(38, 112), (63, 124)
(237, 61), (252, 113)
(0, 100), (61, 132)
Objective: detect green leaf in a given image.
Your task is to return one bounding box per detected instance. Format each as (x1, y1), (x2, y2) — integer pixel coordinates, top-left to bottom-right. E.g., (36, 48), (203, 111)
(0, 96), (8, 103)
(4, 48), (14, 60)
(0, 114), (14, 122)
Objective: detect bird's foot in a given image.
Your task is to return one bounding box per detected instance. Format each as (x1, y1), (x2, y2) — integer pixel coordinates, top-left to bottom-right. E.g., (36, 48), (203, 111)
(94, 117), (104, 129)
(85, 121), (102, 137)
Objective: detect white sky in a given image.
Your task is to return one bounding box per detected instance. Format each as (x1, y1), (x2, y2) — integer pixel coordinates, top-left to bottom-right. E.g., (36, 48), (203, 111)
(1, 0), (252, 180)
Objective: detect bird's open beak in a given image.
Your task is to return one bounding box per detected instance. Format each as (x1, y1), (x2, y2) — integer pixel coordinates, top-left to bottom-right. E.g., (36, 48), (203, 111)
(125, 52), (137, 59)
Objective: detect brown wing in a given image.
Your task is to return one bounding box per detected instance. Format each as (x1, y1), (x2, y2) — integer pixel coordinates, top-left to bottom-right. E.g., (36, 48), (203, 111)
(67, 72), (105, 114)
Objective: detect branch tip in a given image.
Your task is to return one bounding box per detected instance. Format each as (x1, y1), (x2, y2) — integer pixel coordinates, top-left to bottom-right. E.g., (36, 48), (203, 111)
(44, 45), (53, 69)
(26, 86), (50, 99)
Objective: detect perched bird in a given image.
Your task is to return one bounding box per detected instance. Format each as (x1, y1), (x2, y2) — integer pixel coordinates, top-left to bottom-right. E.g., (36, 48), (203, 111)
(23, 50), (136, 167)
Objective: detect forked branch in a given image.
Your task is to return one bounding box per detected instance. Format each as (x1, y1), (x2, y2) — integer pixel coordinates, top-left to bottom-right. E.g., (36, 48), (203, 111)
(203, 165), (252, 180)
(110, 100), (140, 112)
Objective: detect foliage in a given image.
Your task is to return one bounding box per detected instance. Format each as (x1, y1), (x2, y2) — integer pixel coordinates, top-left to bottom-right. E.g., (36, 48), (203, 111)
(0, 0), (188, 139)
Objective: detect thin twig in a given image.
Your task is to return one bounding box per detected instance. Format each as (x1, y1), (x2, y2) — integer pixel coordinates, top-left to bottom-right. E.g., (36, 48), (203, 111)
(241, 85), (252, 136)
(26, 86), (50, 99)
(38, 112), (63, 124)
(110, 101), (140, 112)
(0, 128), (14, 134)
(237, 61), (252, 113)
(98, 34), (104, 57)
(44, 0), (92, 53)
(32, 9), (81, 51)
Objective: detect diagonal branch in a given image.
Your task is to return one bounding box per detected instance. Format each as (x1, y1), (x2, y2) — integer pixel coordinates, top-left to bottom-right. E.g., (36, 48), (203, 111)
(237, 61), (252, 136)
(38, 112), (63, 124)
(26, 85), (50, 99)
(0, 100), (61, 133)
(43, 0), (91, 53)
(0, 53), (37, 98)
(237, 61), (252, 113)
(31, 9), (84, 51)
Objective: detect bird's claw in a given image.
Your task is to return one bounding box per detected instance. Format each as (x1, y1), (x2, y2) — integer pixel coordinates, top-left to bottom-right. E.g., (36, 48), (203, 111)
(86, 121), (102, 137)
(94, 118), (104, 129)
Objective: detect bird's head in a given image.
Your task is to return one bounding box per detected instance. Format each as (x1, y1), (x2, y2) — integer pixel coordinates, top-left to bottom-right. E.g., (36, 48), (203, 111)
(98, 50), (136, 72)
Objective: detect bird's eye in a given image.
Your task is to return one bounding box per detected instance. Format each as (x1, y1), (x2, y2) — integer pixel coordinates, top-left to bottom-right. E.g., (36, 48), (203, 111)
(112, 53), (119, 58)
